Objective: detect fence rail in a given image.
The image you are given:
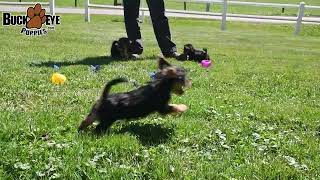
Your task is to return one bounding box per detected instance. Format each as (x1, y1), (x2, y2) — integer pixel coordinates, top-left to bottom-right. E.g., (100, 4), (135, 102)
(0, 0), (55, 15)
(178, 0), (320, 9)
(83, 0), (320, 35)
(0, 1), (49, 5)
(305, 5), (320, 9)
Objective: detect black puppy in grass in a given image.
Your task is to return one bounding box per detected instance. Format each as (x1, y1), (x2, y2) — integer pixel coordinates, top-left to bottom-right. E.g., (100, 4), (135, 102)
(111, 37), (132, 59)
(178, 44), (210, 62)
(78, 58), (191, 134)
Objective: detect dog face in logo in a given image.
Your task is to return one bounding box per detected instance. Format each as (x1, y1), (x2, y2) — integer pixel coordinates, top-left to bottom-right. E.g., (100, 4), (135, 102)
(26, 3), (46, 29)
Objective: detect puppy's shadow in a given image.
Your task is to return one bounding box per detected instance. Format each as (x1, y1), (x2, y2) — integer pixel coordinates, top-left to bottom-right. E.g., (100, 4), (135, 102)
(116, 122), (175, 146)
(30, 55), (159, 67)
(30, 56), (124, 67)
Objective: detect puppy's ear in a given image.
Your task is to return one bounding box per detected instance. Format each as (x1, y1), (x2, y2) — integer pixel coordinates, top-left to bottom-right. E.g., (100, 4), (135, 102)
(185, 44), (194, 50)
(158, 57), (171, 70)
(184, 44), (190, 50)
(112, 41), (119, 47)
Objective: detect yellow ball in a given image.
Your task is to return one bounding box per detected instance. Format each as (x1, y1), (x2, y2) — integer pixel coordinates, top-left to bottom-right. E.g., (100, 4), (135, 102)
(51, 73), (67, 85)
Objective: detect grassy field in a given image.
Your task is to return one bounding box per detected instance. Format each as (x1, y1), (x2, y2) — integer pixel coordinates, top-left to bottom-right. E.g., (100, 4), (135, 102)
(0, 13), (320, 179)
(5, 0), (320, 16)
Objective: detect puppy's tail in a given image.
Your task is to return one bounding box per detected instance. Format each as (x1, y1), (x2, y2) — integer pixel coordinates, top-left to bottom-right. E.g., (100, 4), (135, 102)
(102, 78), (128, 99)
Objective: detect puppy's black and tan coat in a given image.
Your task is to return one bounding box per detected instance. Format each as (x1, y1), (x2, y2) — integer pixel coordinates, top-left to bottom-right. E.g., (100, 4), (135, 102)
(78, 58), (191, 134)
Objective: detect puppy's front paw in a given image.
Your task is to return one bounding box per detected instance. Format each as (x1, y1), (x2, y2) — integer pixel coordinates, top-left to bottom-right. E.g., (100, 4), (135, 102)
(170, 104), (188, 113)
(176, 104), (188, 112)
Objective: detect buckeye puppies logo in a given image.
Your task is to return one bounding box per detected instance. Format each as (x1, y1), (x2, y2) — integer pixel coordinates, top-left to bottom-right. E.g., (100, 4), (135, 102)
(2, 3), (61, 36)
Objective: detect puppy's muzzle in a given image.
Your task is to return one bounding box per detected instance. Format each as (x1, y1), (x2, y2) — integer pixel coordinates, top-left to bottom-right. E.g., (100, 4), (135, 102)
(78, 116), (94, 132)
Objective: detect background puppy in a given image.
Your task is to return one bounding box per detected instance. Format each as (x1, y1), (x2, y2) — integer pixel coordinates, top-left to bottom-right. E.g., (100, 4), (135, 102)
(177, 44), (210, 62)
(78, 58), (191, 134)
(111, 37), (132, 59)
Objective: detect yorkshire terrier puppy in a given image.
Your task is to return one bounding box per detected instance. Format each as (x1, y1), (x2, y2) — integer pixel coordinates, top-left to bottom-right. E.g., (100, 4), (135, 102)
(78, 58), (191, 134)
(177, 44), (210, 62)
(111, 37), (133, 59)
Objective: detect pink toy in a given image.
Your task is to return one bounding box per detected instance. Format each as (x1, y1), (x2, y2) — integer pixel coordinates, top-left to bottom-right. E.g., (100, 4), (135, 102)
(201, 60), (212, 68)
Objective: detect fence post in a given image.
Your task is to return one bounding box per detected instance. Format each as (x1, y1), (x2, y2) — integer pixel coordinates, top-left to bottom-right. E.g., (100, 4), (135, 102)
(294, 2), (305, 35)
(206, 3), (210, 12)
(221, 0), (227, 31)
(184, 2), (187, 10)
(49, 0), (55, 16)
(139, 0), (145, 23)
(85, 0), (90, 22)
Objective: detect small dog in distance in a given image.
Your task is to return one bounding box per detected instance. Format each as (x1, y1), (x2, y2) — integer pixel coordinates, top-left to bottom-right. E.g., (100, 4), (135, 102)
(177, 44), (210, 62)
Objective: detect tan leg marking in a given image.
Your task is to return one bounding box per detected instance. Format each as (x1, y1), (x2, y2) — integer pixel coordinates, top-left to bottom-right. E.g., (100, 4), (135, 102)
(170, 104), (188, 113)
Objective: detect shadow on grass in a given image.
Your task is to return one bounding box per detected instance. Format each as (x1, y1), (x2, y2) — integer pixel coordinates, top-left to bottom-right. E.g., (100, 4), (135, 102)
(30, 56), (122, 67)
(117, 123), (174, 146)
(29, 55), (159, 67)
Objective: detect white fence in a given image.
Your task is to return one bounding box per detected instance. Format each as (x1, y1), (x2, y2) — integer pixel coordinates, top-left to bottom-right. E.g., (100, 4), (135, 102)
(83, 0), (320, 35)
(0, 0), (55, 15)
(180, 0), (320, 34)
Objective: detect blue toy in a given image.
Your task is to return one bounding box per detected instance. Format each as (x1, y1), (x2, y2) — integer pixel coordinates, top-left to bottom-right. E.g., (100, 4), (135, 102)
(53, 65), (60, 71)
(149, 72), (156, 80)
(90, 65), (101, 72)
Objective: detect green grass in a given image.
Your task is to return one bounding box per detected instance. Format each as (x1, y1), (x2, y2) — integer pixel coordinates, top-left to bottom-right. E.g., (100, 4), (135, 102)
(5, 0), (320, 16)
(1, 14), (320, 179)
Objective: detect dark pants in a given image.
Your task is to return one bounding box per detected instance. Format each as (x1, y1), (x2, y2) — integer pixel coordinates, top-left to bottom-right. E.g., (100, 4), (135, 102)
(123, 0), (177, 56)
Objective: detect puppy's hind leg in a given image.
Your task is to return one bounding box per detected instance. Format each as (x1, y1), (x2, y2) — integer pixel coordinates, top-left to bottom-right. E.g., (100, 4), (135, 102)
(170, 104), (188, 113)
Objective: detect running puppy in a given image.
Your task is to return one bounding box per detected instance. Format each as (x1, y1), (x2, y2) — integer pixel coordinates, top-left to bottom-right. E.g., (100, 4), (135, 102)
(78, 58), (191, 134)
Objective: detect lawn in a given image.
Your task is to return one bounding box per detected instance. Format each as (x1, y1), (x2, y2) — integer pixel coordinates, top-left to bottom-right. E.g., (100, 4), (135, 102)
(0, 13), (320, 179)
(4, 0), (320, 16)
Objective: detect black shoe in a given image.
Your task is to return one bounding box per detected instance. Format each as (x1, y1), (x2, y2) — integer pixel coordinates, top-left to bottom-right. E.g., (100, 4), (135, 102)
(164, 52), (181, 59)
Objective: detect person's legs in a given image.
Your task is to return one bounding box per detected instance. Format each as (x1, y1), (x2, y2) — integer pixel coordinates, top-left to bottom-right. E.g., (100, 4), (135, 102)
(123, 0), (143, 55)
(146, 0), (177, 56)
